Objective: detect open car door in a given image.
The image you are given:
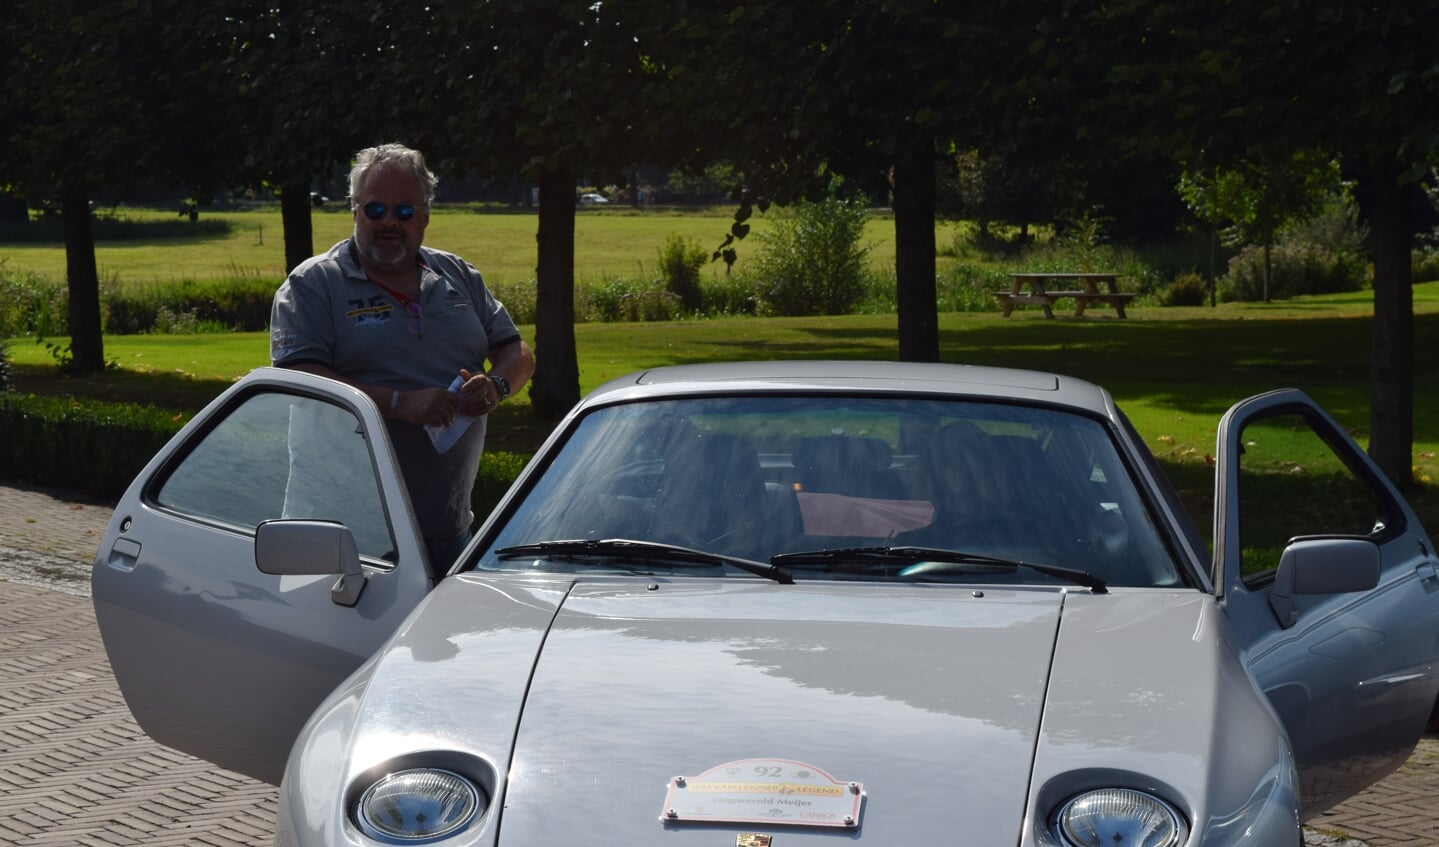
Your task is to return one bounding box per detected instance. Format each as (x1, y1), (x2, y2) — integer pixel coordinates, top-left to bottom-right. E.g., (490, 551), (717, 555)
(1214, 389), (1439, 816)
(92, 368), (433, 785)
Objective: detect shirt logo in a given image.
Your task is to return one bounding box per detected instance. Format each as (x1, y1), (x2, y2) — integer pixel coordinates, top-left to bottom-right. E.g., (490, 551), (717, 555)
(347, 296), (393, 329)
(271, 327), (301, 360)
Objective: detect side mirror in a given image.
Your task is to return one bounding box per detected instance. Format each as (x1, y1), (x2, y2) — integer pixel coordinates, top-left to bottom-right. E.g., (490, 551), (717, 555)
(255, 519), (367, 607)
(1269, 536), (1380, 628)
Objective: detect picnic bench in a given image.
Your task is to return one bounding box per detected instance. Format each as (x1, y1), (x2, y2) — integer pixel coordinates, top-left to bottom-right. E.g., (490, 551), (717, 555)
(995, 273), (1136, 319)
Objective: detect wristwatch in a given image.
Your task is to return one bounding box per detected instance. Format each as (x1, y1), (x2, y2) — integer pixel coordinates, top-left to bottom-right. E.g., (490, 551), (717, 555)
(490, 374), (511, 401)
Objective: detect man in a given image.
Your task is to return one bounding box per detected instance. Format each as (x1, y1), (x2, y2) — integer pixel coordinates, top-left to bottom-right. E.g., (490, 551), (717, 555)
(270, 143), (535, 573)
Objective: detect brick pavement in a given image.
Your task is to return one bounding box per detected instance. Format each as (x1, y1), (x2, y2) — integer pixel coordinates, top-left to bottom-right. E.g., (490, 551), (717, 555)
(0, 582), (276, 847)
(0, 485), (276, 847)
(0, 482), (1435, 846)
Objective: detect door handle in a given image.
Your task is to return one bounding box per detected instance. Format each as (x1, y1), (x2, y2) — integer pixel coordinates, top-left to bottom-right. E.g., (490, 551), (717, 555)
(1418, 560), (1438, 594)
(106, 537), (142, 572)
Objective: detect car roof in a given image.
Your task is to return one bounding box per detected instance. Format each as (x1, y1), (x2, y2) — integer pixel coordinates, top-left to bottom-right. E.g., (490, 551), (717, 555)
(584, 361), (1116, 417)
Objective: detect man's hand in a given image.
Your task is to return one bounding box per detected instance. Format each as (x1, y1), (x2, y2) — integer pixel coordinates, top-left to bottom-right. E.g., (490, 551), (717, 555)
(396, 387), (459, 427)
(455, 368), (499, 417)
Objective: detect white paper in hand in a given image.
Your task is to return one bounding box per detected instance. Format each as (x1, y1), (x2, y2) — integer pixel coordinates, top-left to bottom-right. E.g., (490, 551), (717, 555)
(424, 376), (476, 454)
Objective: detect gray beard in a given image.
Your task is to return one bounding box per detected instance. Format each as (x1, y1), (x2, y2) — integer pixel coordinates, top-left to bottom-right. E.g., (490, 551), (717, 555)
(360, 238), (412, 270)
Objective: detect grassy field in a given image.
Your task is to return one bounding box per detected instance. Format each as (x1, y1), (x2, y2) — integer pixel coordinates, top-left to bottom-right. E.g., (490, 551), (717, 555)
(8, 283), (1439, 486)
(0, 205), (933, 289)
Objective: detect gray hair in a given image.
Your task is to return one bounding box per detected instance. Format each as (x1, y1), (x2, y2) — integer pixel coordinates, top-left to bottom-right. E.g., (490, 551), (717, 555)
(348, 143), (438, 206)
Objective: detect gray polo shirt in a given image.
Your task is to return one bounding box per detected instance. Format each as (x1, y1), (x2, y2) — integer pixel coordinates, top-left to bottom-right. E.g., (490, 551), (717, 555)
(270, 238), (522, 540)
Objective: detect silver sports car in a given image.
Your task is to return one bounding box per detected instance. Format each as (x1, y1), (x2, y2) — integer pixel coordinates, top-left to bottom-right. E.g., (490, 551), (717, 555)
(93, 362), (1439, 846)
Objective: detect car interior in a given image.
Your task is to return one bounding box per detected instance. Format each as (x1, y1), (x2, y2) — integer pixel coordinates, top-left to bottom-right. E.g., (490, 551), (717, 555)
(476, 397), (1184, 587)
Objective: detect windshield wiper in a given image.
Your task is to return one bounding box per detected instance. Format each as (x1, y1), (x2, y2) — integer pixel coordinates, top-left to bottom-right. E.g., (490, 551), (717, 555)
(770, 546), (1106, 593)
(495, 538), (795, 584)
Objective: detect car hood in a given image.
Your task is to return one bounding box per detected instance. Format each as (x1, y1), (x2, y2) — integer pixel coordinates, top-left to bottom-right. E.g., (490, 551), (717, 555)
(285, 576), (1257, 846)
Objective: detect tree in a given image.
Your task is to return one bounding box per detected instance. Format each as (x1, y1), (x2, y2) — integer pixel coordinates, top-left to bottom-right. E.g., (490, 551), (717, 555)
(651, 1), (1017, 363)
(389, 0), (657, 419)
(1179, 153), (1345, 303)
(939, 150), (1071, 244)
(220, 0), (384, 272)
(1177, 167), (1251, 306)
(0, 0), (236, 372)
(1086, 0), (1439, 488)
(662, 1), (1159, 363)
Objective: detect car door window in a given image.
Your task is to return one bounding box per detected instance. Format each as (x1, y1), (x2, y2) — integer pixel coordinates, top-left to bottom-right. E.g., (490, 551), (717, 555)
(154, 391), (397, 562)
(1237, 410), (1393, 581)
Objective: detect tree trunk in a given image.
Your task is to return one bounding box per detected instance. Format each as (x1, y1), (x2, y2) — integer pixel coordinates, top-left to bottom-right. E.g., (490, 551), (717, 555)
(62, 183), (104, 373)
(531, 168), (580, 420)
(1262, 241), (1272, 303)
(1366, 159), (1414, 490)
(280, 182), (315, 273)
(1208, 224), (1218, 308)
(892, 133), (939, 363)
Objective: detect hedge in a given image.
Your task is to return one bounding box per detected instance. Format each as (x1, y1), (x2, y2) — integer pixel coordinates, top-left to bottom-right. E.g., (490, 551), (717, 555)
(0, 393), (182, 497)
(0, 392), (530, 521)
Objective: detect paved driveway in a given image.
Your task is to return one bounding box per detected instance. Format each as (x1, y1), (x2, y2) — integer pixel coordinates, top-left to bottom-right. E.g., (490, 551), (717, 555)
(0, 578), (276, 847)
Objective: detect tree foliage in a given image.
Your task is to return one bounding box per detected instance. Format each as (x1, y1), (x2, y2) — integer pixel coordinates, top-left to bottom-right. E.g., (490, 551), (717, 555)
(371, 0), (678, 418)
(1, 0), (240, 371)
(1180, 154), (1347, 302)
(1051, 0), (1439, 487)
(4, 0), (1437, 470)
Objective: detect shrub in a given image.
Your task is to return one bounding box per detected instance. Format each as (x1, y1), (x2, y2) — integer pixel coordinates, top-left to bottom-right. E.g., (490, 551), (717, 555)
(1015, 214), (1167, 297)
(853, 270), (899, 314)
(657, 233), (707, 312)
(751, 196), (871, 316)
(2, 270), (279, 337)
(0, 338), (10, 393)
(1420, 176), (1439, 282)
(150, 306), (232, 334)
(1219, 191), (1370, 301)
(1415, 247), (1439, 284)
(699, 272), (758, 316)
(0, 269), (67, 337)
(940, 263), (1014, 312)
(1051, 210), (1112, 272)
(1220, 242), (1368, 301)
(487, 278), (537, 325)
(472, 450), (532, 519)
(0, 392), (182, 497)
(1282, 191), (1368, 258)
(105, 274), (275, 334)
(1163, 272), (1209, 307)
(853, 263), (1008, 315)
(581, 276), (682, 322)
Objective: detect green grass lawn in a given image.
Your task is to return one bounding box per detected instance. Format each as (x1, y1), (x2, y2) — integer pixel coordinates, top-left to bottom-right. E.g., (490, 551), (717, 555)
(9, 284), (1439, 482)
(0, 205), (927, 289)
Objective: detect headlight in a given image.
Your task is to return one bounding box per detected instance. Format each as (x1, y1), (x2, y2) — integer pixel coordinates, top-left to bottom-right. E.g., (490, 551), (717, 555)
(1054, 787), (1189, 847)
(356, 768), (485, 843)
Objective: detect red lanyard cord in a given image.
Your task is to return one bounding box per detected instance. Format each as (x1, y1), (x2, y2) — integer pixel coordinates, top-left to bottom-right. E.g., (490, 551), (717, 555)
(369, 278), (424, 339)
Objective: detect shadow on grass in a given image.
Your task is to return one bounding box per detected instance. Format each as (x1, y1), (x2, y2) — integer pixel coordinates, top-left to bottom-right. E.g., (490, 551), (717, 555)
(0, 216), (236, 246)
(648, 312), (1395, 388)
(10, 364), (233, 411)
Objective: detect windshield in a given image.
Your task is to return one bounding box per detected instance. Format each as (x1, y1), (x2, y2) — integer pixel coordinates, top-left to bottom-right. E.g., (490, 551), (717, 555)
(473, 395), (1185, 587)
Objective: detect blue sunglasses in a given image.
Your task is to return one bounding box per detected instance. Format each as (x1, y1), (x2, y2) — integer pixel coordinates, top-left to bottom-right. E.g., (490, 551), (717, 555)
(361, 201), (418, 222)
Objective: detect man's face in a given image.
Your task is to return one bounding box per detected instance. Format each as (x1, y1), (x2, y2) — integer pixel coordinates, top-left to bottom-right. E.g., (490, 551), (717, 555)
(352, 164), (430, 272)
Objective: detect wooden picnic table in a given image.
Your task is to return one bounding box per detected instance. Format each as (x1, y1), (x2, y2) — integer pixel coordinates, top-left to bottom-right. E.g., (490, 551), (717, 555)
(995, 273), (1136, 319)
